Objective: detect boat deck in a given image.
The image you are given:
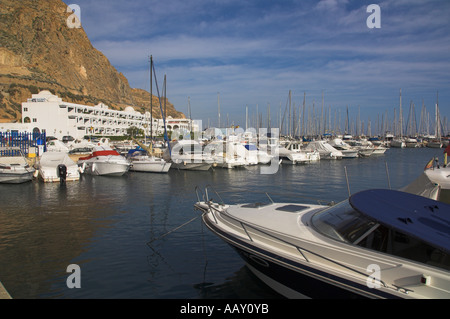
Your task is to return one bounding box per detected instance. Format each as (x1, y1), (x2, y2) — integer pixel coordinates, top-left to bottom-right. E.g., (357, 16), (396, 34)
(0, 281), (11, 299)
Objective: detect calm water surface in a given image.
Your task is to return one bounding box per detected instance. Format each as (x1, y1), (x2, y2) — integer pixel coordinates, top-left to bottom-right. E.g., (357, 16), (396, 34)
(0, 147), (445, 299)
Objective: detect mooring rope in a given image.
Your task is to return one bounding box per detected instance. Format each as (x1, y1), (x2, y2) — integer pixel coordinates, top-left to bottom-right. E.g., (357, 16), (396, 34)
(147, 215), (200, 246)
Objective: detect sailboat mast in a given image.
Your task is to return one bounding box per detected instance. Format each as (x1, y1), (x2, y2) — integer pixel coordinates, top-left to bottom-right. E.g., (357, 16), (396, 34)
(188, 96), (192, 133)
(399, 88), (403, 138)
(217, 92), (221, 128)
(301, 92), (305, 137)
(150, 55), (153, 140)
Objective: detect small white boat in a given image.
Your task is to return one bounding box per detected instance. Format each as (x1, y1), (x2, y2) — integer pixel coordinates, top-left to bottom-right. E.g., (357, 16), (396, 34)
(390, 138), (406, 148)
(427, 140), (442, 148)
(204, 140), (247, 169)
(46, 139), (70, 153)
(405, 138), (420, 148)
(0, 147), (35, 183)
(78, 146), (131, 176)
(286, 141), (320, 163)
(241, 143), (260, 166)
(37, 151), (80, 182)
(195, 187), (450, 299)
(372, 145), (388, 155)
(304, 140), (343, 160)
(68, 139), (95, 154)
(163, 140), (213, 171)
(127, 148), (171, 173)
(329, 138), (358, 158)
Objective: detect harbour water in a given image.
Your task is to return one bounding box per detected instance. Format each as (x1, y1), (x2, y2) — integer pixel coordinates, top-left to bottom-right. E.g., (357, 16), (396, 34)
(0, 147), (446, 299)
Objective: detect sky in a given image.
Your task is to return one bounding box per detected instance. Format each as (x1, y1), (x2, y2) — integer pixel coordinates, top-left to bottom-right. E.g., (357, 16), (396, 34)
(64, 0), (450, 135)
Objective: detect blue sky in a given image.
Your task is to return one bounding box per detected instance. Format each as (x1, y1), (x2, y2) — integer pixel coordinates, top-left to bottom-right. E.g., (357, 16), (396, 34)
(66, 0), (449, 135)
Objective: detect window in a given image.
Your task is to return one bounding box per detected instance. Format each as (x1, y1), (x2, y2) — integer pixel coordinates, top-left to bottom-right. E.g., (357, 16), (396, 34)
(357, 225), (450, 271)
(311, 200), (376, 243)
(32, 118), (37, 122)
(311, 200), (450, 271)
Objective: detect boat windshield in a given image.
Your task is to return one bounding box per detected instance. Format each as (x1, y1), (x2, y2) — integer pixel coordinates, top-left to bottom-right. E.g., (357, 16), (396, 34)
(311, 200), (377, 244)
(312, 200), (450, 270)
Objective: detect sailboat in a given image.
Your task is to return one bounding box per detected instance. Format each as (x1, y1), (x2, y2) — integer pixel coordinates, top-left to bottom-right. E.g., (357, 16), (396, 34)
(391, 89), (406, 148)
(427, 93), (442, 148)
(128, 56), (171, 173)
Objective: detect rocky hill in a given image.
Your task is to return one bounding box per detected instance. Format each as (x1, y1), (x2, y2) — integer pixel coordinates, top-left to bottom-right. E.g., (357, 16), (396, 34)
(0, 0), (184, 122)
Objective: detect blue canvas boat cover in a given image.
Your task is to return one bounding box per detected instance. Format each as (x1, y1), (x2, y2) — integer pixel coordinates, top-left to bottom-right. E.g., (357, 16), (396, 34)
(349, 189), (450, 253)
(244, 144), (257, 151)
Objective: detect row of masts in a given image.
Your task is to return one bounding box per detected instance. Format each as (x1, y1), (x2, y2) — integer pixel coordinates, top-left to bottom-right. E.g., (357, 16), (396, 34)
(212, 89), (448, 139)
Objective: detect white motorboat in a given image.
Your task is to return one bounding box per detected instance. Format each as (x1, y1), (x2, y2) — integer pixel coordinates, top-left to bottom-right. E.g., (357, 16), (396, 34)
(405, 138), (420, 148)
(423, 159), (450, 190)
(68, 139), (95, 154)
(328, 138), (358, 158)
(426, 140), (443, 149)
(372, 145), (388, 155)
(390, 138), (406, 148)
(195, 187), (450, 299)
(37, 151), (80, 183)
(304, 140), (343, 160)
(127, 148), (171, 173)
(241, 143), (260, 166)
(78, 146), (131, 176)
(277, 144), (310, 164)
(286, 141), (320, 163)
(46, 139), (70, 153)
(256, 147), (273, 165)
(204, 140), (247, 169)
(163, 139), (213, 171)
(0, 147), (35, 183)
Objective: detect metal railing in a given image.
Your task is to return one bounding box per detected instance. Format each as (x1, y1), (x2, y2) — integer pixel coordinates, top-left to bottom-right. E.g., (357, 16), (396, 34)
(0, 132), (46, 156)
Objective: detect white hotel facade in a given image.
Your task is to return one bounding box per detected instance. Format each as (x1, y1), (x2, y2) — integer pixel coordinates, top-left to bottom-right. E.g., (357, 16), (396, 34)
(19, 91), (198, 140)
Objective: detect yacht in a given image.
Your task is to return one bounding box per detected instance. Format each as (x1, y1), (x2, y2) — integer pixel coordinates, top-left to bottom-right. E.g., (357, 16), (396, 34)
(390, 138), (406, 148)
(38, 151), (80, 182)
(0, 147), (35, 183)
(195, 187), (450, 299)
(77, 146), (131, 176)
(328, 138), (358, 158)
(163, 139), (213, 171)
(127, 148), (171, 173)
(203, 140), (246, 169)
(304, 140), (343, 160)
(286, 141), (320, 163)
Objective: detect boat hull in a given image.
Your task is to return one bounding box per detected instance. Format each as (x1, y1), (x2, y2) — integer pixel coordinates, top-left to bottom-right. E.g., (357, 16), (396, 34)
(38, 168), (80, 182)
(81, 161), (130, 176)
(130, 161), (171, 173)
(170, 161), (212, 171)
(0, 170), (35, 184)
(202, 214), (401, 299)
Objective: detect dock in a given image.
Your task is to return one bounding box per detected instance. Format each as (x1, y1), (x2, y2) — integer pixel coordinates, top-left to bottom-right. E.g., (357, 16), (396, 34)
(0, 281), (12, 299)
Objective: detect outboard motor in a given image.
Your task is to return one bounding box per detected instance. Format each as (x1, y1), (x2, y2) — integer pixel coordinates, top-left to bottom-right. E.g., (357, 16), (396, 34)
(57, 164), (67, 184)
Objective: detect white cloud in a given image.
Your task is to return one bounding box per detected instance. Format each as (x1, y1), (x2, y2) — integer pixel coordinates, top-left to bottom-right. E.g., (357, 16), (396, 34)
(72, 0), (450, 128)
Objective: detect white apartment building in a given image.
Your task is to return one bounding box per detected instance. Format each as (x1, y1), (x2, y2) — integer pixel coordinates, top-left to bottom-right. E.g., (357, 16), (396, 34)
(21, 90), (197, 140)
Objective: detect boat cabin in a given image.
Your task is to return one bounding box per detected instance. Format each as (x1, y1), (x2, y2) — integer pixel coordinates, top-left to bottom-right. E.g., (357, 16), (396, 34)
(311, 189), (450, 271)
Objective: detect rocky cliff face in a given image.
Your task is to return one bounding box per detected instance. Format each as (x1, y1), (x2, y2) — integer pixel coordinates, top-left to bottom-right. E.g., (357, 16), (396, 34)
(0, 0), (184, 122)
